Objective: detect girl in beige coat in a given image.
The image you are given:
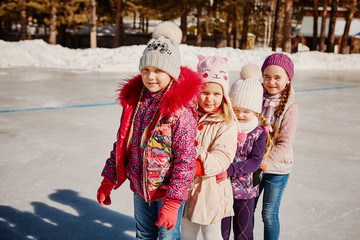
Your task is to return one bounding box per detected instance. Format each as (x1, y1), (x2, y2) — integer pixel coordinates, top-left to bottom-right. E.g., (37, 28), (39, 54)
(181, 55), (238, 240)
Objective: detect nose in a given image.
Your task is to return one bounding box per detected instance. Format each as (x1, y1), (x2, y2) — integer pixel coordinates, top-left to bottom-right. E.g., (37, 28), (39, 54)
(148, 71), (156, 80)
(268, 78), (275, 85)
(205, 95), (213, 101)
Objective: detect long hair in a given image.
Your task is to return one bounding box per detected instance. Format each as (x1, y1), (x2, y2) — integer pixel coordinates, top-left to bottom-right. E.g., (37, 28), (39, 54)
(221, 101), (235, 125)
(257, 113), (274, 160)
(271, 83), (292, 143)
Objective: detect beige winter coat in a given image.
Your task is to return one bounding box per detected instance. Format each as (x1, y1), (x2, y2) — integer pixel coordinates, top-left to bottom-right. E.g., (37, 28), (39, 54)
(183, 113), (238, 225)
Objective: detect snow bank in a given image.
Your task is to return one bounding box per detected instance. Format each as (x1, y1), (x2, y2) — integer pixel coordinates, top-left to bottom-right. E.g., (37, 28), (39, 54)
(1, 39), (359, 73)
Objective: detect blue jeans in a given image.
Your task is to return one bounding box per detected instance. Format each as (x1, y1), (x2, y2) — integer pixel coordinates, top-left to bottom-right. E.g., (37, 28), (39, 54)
(133, 194), (185, 240)
(254, 173), (289, 240)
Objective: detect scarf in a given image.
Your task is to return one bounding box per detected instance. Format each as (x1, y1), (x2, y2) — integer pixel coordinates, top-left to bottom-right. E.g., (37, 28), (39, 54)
(238, 117), (259, 134)
(262, 92), (282, 132)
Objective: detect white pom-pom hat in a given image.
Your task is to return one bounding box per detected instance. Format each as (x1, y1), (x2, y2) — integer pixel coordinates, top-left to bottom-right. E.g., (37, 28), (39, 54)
(139, 21), (182, 79)
(230, 63), (263, 113)
(240, 63), (262, 81)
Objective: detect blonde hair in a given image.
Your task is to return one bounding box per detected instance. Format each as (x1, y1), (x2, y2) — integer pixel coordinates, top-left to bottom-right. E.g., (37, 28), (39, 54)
(271, 83), (291, 143)
(220, 101), (235, 125)
(257, 113), (274, 160)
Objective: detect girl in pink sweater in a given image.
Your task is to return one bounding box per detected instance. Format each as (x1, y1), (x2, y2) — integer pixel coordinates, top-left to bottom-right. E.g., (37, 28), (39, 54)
(254, 53), (298, 240)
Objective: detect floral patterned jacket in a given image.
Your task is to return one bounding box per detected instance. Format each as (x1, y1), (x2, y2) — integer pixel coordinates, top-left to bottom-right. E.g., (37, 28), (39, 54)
(228, 125), (266, 199)
(101, 66), (202, 202)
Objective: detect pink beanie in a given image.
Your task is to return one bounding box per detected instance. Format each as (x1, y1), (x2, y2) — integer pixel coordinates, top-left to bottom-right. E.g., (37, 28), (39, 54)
(261, 53), (294, 81)
(197, 55), (230, 105)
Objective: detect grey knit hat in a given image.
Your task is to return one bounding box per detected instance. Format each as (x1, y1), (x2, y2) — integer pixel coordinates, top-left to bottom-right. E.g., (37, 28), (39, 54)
(139, 21), (182, 79)
(230, 63), (263, 113)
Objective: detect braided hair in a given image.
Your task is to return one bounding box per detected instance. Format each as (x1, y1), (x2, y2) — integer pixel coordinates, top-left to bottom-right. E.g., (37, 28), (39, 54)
(271, 83), (292, 143)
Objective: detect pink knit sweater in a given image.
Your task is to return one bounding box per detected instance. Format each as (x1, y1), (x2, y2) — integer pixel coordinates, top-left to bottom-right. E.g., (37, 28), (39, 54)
(265, 103), (298, 174)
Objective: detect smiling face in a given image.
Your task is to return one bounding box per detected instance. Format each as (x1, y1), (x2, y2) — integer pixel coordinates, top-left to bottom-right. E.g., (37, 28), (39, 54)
(198, 82), (224, 113)
(233, 107), (256, 123)
(141, 66), (171, 93)
(263, 65), (290, 95)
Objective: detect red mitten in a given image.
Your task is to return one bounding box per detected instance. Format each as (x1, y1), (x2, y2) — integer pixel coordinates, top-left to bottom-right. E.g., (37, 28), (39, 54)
(215, 170), (228, 184)
(155, 199), (182, 230)
(195, 159), (205, 177)
(97, 178), (116, 206)
(260, 162), (268, 173)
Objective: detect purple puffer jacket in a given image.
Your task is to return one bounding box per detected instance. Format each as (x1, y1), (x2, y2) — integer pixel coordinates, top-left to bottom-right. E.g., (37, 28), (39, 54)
(227, 125), (266, 199)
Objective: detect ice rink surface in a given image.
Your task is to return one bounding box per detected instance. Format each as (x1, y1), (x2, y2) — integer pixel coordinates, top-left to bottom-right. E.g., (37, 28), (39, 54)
(0, 67), (360, 239)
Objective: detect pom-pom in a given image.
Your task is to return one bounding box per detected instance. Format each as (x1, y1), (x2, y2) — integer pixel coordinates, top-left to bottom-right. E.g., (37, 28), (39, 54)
(152, 21), (182, 46)
(240, 63), (262, 81)
(237, 131), (247, 144)
(264, 126), (269, 133)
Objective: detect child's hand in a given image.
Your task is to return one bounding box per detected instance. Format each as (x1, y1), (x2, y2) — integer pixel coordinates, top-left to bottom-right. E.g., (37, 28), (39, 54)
(215, 170), (228, 184)
(155, 199), (182, 230)
(97, 178), (115, 206)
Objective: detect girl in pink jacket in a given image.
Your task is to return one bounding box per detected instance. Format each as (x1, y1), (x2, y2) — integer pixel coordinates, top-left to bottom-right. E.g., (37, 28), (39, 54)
(254, 53), (299, 240)
(97, 22), (202, 240)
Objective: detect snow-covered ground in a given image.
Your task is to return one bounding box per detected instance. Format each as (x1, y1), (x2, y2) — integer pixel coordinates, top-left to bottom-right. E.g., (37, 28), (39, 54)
(0, 40), (360, 239)
(1, 39), (360, 73)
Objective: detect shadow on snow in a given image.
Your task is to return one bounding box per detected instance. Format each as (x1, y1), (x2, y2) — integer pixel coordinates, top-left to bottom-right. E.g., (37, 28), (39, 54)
(0, 189), (136, 240)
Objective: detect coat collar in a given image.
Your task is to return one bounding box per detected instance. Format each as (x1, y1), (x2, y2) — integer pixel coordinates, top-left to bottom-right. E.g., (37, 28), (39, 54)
(118, 66), (203, 116)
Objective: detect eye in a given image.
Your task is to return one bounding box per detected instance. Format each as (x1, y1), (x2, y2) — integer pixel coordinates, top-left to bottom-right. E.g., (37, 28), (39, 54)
(142, 67), (149, 72)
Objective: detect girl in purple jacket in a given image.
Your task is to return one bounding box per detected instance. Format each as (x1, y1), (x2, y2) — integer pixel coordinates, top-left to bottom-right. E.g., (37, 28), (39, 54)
(216, 64), (272, 240)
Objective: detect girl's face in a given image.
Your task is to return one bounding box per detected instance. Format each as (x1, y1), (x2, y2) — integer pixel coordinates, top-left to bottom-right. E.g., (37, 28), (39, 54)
(233, 107), (256, 123)
(263, 65), (290, 95)
(198, 82), (224, 113)
(141, 66), (171, 93)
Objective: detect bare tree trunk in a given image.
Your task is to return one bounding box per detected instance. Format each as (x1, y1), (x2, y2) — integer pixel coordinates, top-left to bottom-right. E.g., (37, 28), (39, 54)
(271, 0), (281, 51)
(20, 9), (27, 40)
(312, 0), (318, 50)
(196, 5), (202, 47)
(48, 1), (57, 45)
(232, 5), (237, 48)
(319, 0), (328, 52)
(326, 0), (338, 53)
(133, 12), (136, 29)
(90, 0), (97, 48)
(240, 1), (251, 49)
(340, 0), (356, 54)
(226, 8), (233, 47)
(181, 7), (190, 43)
(282, 0), (292, 53)
(113, 0), (123, 48)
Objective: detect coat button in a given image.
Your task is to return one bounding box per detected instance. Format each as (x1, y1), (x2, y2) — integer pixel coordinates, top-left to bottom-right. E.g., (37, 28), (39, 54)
(198, 125), (204, 130)
(195, 140), (198, 146)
